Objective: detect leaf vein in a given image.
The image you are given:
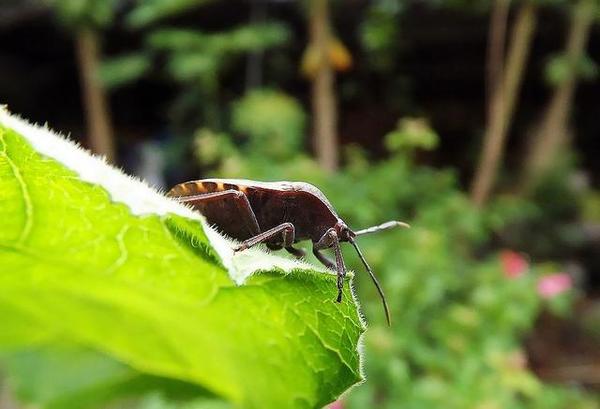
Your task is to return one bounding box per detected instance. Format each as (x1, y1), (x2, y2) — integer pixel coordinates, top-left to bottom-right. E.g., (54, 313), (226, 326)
(0, 131), (34, 246)
(104, 225), (130, 275)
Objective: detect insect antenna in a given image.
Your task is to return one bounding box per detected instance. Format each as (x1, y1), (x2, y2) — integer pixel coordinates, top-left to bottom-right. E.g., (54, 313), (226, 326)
(348, 238), (391, 326)
(353, 220), (410, 236)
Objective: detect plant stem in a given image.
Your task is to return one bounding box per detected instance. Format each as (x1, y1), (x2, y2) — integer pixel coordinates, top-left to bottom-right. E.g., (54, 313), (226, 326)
(75, 28), (116, 162)
(471, 0), (510, 207)
(519, 0), (596, 192)
(310, 0), (338, 172)
(470, 1), (536, 206)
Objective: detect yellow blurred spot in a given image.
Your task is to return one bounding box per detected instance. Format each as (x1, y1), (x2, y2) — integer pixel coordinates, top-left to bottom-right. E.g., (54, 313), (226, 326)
(301, 37), (353, 78)
(329, 38), (352, 71)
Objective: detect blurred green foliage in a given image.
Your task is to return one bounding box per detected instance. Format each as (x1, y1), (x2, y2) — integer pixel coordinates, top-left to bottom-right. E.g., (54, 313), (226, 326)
(102, 20), (288, 127)
(582, 191), (600, 223)
(231, 89), (306, 159)
(359, 0), (403, 71)
(544, 53), (599, 86)
(385, 117), (440, 153)
(98, 53), (152, 89)
(148, 24), (289, 55)
(147, 22), (288, 83)
(192, 88), (596, 408)
(503, 156), (586, 259)
(47, 0), (119, 29)
(127, 0), (215, 28)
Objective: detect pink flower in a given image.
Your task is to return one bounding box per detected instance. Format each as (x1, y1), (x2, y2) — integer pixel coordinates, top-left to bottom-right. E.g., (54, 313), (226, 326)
(500, 250), (529, 279)
(537, 273), (572, 298)
(329, 400), (344, 409)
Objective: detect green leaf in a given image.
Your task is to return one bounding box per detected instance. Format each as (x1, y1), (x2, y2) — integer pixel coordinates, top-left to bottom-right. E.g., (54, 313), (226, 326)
(544, 53), (598, 86)
(49, 0), (118, 30)
(99, 53), (152, 89)
(127, 0), (216, 28)
(1, 344), (216, 409)
(148, 23), (289, 55)
(384, 117), (439, 153)
(0, 109), (364, 409)
(148, 29), (211, 51)
(232, 89), (306, 159)
(166, 53), (218, 82)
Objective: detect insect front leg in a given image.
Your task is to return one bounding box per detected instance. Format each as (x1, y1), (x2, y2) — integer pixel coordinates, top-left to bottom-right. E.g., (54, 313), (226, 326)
(313, 229), (346, 303)
(234, 223), (295, 253)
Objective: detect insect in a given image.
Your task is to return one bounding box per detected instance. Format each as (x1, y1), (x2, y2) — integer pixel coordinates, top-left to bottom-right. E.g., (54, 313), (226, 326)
(167, 178), (408, 325)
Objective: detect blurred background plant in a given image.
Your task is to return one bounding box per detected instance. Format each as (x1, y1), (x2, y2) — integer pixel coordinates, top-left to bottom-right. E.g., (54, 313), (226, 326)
(1, 0), (599, 407)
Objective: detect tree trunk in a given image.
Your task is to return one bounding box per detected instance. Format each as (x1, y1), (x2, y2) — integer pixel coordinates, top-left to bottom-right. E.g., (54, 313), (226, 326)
(485, 0), (510, 115)
(75, 28), (116, 162)
(310, 0), (338, 172)
(502, 2), (536, 130)
(470, 1), (537, 207)
(245, 0), (266, 90)
(519, 0), (596, 192)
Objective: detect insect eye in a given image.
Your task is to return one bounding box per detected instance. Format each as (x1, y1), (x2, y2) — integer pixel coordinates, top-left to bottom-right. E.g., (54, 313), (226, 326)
(340, 227), (354, 241)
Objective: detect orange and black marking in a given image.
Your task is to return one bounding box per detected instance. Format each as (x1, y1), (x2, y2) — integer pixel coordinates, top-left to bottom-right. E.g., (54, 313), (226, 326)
(167, 180), (249, 197)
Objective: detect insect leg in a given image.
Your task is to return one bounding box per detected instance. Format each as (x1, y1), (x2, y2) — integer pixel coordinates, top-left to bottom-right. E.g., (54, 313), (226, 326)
(171, 190), (261, 238)
(267, 242), (305, 260)
(286, 246), (306, 259)
(266, 242), (283, 251)
(314, 229), (346, 303)
(234, 223), (295, 252)
(312, 248), (335, 269)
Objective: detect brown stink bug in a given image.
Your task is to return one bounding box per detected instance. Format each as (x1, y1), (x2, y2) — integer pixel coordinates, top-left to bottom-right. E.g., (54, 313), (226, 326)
(167, 179), (409, 325)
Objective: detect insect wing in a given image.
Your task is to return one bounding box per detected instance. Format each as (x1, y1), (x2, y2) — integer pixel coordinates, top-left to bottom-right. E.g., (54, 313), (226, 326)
(184, 194), (259, 241)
